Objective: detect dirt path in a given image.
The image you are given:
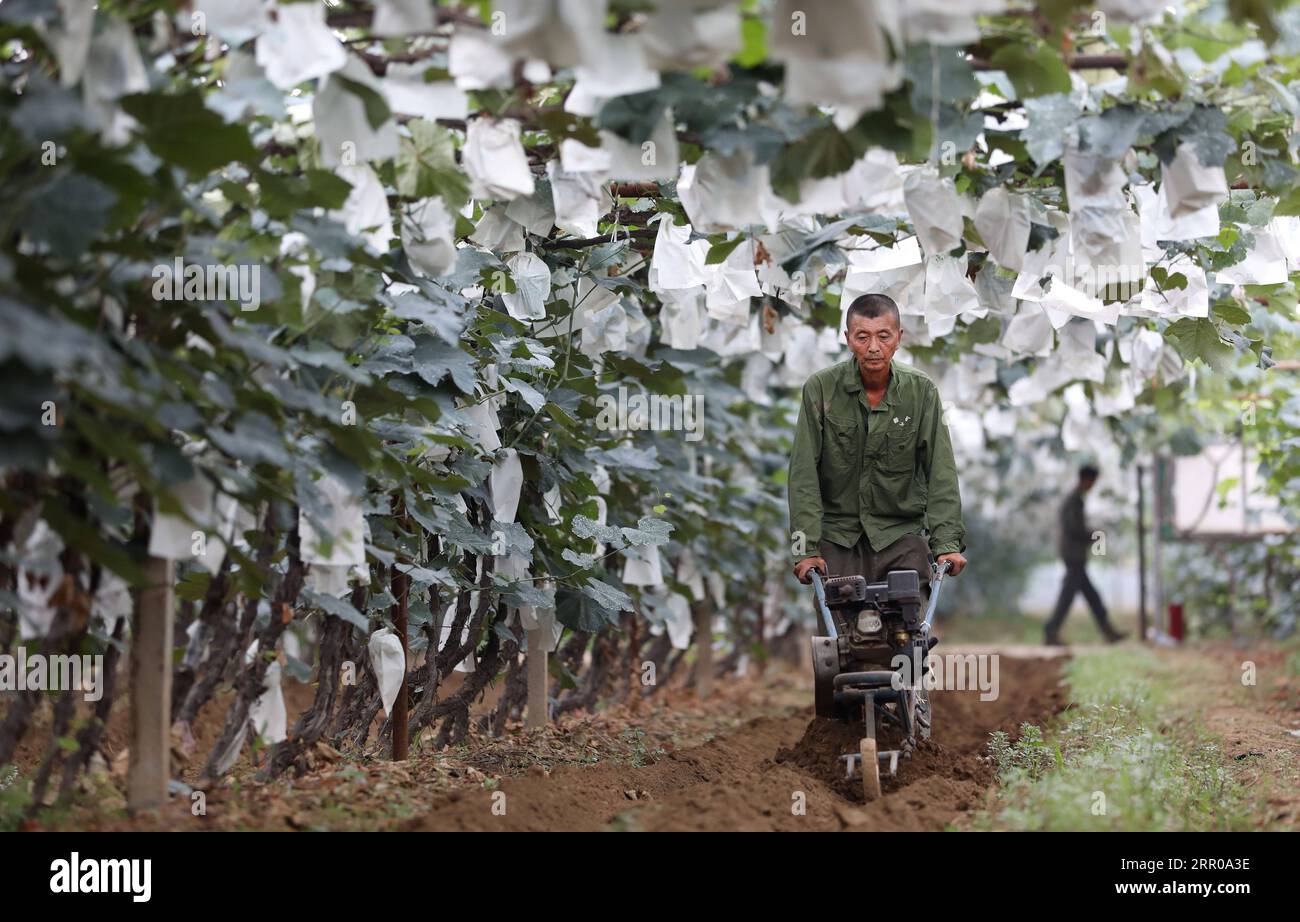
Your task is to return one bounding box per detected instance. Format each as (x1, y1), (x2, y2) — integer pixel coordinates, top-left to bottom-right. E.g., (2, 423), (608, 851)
(1158, 643), (1300, 828)
(402, 653), (1068, 832)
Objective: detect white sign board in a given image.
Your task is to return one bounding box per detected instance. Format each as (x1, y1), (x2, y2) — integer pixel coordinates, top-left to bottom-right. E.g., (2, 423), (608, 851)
(1172, 442), (1292, 536)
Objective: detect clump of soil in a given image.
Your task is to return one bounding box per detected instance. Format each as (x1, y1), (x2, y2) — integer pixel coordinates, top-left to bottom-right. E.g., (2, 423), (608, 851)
(774, 716), (863, 799)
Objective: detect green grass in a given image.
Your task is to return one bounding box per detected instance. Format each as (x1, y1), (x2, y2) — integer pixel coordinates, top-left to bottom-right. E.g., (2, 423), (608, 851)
(968, 647), (1258, 831)
(0, 763), (29, 831)
(1284, 637), (1300, 678)
(0, 761), (94, 831)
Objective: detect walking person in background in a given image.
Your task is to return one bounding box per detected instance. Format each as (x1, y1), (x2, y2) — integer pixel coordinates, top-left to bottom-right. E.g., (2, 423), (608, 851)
(1045, 464), (1127, 645)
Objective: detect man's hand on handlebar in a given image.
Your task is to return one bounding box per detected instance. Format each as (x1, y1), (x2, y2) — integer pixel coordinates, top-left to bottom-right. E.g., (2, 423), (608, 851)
(794, 556), (827, 584)
(935, 552), (967, 576)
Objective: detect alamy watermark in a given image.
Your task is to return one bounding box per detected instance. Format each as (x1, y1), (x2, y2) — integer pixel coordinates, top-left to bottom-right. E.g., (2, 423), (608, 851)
(594, 386), (705, 442)
(891, 651), (1000, 702)
(1037, 249), (1146, 304)
(0, 650), (104, 702)
(50, 853), (151, 902)
(151, 258), (261, 311)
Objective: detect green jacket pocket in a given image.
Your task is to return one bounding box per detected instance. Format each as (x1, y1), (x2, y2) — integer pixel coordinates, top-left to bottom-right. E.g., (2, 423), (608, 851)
(822, 414), (860, 475)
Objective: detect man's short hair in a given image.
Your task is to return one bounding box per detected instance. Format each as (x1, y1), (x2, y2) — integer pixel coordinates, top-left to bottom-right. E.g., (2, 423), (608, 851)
(1079, 464), (1099, 481)
(845, 293), (901, 330)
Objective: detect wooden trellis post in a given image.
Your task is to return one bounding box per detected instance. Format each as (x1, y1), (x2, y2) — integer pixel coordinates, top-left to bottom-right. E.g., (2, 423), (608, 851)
(127, 555), (174, 813)
(525, 608), (552, 729)
(694, 599), (713, 699)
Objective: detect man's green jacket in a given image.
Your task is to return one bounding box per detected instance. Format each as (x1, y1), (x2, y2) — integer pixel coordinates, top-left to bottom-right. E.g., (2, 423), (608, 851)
(787, 356), (965, 560)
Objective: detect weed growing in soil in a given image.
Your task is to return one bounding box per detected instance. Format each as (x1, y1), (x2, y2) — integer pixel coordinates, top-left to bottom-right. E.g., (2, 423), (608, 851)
(987, 724), (1059, 780)
(970, 648), (1256, 831)
(0, 761), (93, 831)
(0, 764), (29, 830)
(607, 810), (645, 832)
(619, 727), (664, 767)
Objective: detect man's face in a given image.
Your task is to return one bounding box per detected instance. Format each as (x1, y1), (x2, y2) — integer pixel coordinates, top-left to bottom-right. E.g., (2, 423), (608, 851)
(845, 312), (901, 373)
(1080, 476), (1097, 493)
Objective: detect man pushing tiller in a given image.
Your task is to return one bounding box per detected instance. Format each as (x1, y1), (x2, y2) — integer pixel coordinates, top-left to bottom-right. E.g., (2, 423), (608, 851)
(785, 292), (968, 799)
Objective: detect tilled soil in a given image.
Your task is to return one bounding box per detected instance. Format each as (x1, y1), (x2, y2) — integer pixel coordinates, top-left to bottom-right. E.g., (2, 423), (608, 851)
(402, 653), (1069, 832)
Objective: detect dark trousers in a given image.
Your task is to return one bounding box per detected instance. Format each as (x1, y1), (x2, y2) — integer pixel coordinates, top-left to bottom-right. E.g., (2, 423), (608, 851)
(1046, 559), (1110, 637)
(818, 534), (933, 601)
